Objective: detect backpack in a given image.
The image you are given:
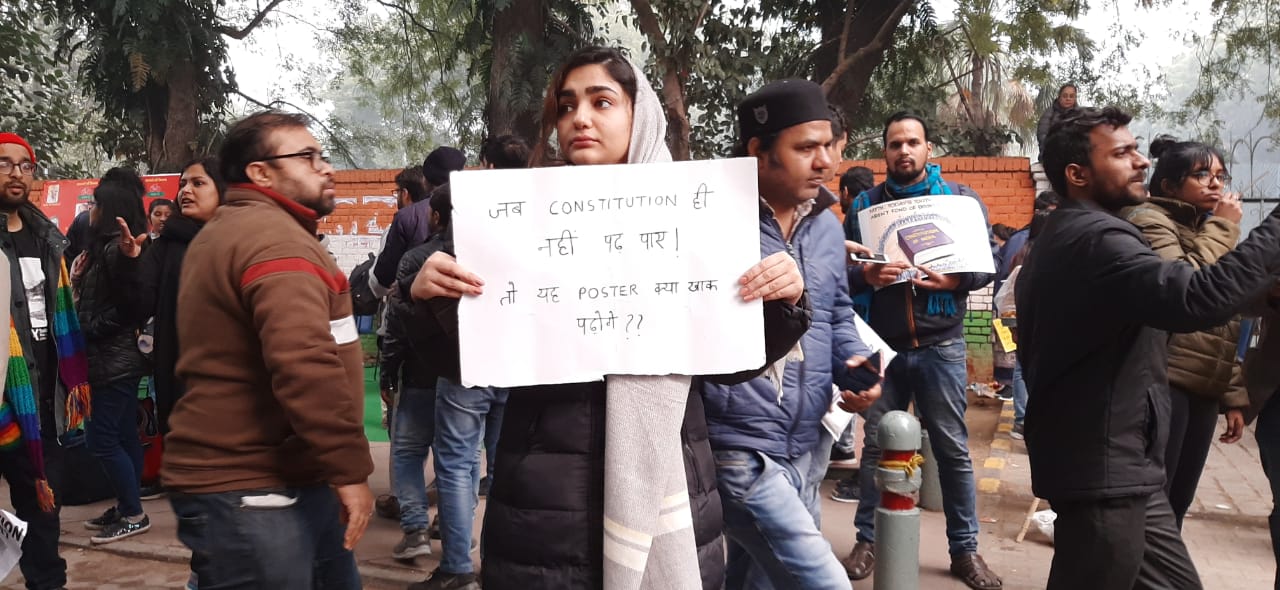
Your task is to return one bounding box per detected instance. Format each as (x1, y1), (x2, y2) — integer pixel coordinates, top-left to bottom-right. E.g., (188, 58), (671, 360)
(348, 253), (381, 316)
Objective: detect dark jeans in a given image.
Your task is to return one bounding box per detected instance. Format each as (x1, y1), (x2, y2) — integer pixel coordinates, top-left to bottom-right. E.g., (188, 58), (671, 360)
(170, 485), (360, 589)
(0, 436), (66, 590)
(1164, 386), (1220, 528)
(87, 376), (144, 517)
(1048, 492), (1202, 590)
(855, 338), (980, 555)
(1255, 391), (1280, 590)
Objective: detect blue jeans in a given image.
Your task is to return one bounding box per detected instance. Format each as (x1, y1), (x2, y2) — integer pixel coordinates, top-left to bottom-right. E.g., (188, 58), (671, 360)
(170, 486), (360, 589)
(1012, 360), (1027, 426)
(434, 377), (507, 574)
(855, 338), (980, 555)
(392, 385), (435, 532)
(717, 432), (846, 590)
(1256, 392), (1280, 590)
(87, 376), (144, 517)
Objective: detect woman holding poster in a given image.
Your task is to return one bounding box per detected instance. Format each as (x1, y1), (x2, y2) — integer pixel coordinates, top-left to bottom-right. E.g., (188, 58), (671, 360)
(409, 46), (810, 590)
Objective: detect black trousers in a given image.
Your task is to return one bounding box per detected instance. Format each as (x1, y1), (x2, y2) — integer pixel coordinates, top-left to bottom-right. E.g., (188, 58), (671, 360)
(1164, 387), (1220, 528)
(0, 436), (66, 590)
(1048, 492), (1202, 590)
(1254, 392), (1280, 590)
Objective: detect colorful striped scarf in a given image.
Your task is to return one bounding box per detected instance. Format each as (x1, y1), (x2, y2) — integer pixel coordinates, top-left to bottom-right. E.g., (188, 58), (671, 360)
(0, 259), (90, 511)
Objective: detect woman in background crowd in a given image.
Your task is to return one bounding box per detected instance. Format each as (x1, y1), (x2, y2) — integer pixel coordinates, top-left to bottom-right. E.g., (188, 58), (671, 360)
(147, 198), (174, 241)
(1122, 136), (1249, 528)
(74, 167), (152, 544)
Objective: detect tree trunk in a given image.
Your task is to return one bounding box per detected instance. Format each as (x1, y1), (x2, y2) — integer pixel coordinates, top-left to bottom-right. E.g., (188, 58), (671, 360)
(659, 62), (690, 160)
(820, 1), (916, 120)
(152, 62), (199, 173)
(487, 0), (544, 142)
(970, 53), (985, 128)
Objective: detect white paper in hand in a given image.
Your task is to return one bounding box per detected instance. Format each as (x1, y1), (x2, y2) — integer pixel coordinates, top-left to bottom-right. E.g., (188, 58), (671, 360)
(822, 315), (899, 439)
(0, 510), (28, 580)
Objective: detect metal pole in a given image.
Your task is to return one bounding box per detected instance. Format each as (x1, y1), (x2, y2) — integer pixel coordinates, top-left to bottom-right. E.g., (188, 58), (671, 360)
(918, 429), (943, 511)
(874, 410), (923, 590)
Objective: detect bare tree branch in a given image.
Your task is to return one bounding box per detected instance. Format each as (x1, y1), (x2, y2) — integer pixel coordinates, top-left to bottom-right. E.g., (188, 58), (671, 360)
(837, 0), (856, 61)
(629, 0), (669, 54)
(233, 89), (361, 168)
(821, 1), (913, 93)
(219, 0), (289, 40)
(373, 0), (440, 38)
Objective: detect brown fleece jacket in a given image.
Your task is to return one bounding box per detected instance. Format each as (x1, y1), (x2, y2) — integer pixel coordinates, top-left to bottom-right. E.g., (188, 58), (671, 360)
(161, 184), (373, 493)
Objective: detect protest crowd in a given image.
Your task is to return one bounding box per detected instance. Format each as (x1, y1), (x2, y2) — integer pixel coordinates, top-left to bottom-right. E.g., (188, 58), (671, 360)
(1, 45), (1279, 590)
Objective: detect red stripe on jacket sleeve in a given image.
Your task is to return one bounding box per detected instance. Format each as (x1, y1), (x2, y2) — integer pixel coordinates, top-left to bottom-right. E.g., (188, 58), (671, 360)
(241, 258), (347, 293)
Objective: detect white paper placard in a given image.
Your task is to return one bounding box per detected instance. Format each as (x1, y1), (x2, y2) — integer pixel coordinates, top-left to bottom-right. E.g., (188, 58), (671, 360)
(857, 195), (995, 284)
(452, 158), (765, 387)
(0, 510), (28, 580)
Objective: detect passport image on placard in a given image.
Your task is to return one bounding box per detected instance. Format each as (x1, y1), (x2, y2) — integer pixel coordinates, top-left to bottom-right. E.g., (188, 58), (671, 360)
(897, 223), (956, 266)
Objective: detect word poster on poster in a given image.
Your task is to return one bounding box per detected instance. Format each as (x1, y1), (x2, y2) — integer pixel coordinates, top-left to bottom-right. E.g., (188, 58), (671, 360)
(856, 195), (995, 285)
(452, 158), (765, 388)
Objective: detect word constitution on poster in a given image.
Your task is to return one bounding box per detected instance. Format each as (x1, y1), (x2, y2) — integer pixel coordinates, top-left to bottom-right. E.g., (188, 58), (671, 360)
(452, 158), (766, 388)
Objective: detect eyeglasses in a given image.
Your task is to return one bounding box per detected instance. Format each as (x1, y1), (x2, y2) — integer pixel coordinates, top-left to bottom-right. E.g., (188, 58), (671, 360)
(258, 150), (331, 172)
(0, 160), (35, 176)
(1188, 170), (1231, 186)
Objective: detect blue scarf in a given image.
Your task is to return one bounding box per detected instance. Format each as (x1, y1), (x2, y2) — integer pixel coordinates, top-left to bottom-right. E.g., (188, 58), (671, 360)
(849, 162), (959, 317)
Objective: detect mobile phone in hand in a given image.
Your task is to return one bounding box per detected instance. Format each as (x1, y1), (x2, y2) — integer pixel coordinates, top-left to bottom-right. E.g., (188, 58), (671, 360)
(845, 351), (883, 392)
(850, 252), (890, 265)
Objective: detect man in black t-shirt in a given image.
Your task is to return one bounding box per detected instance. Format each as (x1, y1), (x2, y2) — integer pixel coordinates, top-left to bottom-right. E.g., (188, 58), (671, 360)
(0, 132), (70, 590)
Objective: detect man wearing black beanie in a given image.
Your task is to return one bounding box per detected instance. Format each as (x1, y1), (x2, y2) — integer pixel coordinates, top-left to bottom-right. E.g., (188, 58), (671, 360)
(703, 79), (881, 590)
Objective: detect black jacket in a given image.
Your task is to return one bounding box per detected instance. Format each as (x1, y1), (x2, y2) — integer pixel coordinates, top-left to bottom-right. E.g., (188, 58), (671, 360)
(116, 214), (201, 431)
(1017, 198), (1280, 502)
(400, 228), (812, 589)
(386, 231), (455, 388)
(76, 240), (148, 384)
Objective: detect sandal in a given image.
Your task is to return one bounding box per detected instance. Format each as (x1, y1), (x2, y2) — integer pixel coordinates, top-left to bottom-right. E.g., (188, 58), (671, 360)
(840, 541), (875, 580)
(950, 553), (1003, 590)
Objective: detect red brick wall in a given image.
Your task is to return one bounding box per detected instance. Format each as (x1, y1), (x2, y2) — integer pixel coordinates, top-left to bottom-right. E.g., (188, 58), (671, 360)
(826, 156), (1037, 228)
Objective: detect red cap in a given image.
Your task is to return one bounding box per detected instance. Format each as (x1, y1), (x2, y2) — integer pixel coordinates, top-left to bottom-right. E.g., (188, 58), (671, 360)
(0, 133), (37, 164)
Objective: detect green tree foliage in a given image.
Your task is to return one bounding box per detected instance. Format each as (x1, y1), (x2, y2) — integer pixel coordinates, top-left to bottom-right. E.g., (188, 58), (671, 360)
(0, 0), (95, 176)
(45, 0), (284, 172)
(323, 0), (597, 165)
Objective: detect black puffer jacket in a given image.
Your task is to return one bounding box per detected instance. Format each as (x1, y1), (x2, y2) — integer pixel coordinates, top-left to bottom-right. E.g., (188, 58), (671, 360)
(400, 230), (812, 589)
(114, 214), (201, 431)
(76, 241), (148, 384)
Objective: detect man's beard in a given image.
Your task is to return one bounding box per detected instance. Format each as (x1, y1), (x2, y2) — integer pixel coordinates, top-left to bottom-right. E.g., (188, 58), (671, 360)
(0, 187), (29, 211)
(888, 167), (922, 185)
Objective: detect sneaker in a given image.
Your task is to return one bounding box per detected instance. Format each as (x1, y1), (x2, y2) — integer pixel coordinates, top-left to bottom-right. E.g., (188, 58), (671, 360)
(83, 507), (121, 531)
(478, 476), (491, 497)
(375, 494), (400, 520)
(830, 478), (861, 503)
(1010, 423), (1025, 441)
(408, 568), (480, 590)
(90, 514), (151, 544)
(392, 529), (433, 560)
(829, 448), (859, 469)
(428, 514), (441, 540)
(139, 485), (166, 500)
(995, 384), (1013, 401)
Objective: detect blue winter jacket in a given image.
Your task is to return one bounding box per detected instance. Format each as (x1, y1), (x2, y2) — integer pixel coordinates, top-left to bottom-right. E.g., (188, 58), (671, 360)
(702, 189), (873, 459)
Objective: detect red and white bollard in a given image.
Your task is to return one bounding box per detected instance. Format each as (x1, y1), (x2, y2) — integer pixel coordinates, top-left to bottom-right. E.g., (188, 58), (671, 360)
(874, 410), (923, 590)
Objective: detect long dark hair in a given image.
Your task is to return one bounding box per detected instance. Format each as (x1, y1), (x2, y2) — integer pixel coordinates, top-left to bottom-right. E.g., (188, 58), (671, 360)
(1011, 208), (1052, 269)
(85, 168), (147, 273)
(529, 46), (638, 167)
(1147, 135), (1227, 201)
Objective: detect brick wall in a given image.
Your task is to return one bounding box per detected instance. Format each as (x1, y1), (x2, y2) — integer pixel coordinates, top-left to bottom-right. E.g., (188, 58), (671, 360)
(202, 158), (1035, 382)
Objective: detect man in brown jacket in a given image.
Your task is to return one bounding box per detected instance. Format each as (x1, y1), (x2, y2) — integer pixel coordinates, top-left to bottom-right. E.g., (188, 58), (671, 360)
(163, 110), (374, 589)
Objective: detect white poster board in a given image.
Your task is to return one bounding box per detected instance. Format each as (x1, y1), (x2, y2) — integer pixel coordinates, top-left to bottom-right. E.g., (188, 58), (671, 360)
(452, 158), (765, 388)
(856, 195), (994, 284)
(0, 510), (27, 580)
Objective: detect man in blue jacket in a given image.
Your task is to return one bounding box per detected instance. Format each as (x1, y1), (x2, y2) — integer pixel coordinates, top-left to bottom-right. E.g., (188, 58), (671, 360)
(842, 112), (1002, 590)
(702, 79), (881, 590)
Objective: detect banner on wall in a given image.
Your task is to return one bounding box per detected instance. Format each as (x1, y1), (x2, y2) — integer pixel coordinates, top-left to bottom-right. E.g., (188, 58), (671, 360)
(36, 174), (180, 234)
